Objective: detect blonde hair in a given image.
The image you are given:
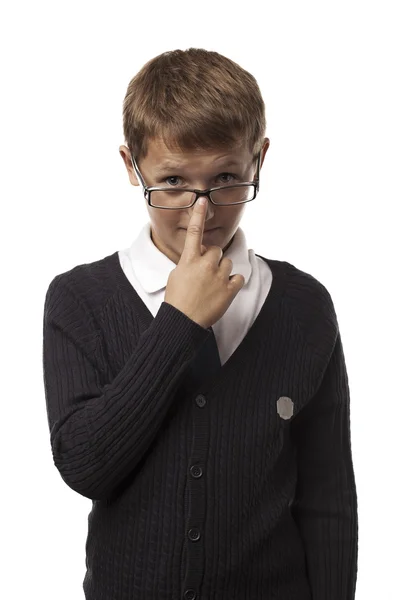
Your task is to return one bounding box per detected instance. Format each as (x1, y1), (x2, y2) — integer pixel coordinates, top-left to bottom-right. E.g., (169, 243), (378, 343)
(122, 48), (266, 166)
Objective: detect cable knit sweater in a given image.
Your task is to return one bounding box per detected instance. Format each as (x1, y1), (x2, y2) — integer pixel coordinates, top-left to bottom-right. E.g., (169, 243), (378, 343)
(42, 249), (358, 600)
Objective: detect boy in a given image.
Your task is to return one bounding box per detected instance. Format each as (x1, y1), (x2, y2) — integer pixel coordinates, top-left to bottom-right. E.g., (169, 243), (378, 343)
(42, 48), (358, 599)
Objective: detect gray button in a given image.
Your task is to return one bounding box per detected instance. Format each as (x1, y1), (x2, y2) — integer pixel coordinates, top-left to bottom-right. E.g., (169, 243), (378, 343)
(195, 394), (206, 407)
(184, 589), (196, 600)
(277, 396), (294, 420)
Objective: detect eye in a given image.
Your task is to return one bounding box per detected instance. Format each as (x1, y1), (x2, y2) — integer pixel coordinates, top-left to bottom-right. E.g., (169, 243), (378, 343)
(218, 172), (238, 184)
(162, 173), (239, 187)
(164, 176), (182, 186)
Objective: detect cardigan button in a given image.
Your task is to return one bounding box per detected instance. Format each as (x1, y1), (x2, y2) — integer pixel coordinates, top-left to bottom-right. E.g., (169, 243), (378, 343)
(189, 465), (203, 478)
(195, 394), (206, 407)
(188, 527), (201, 541)
(184, 589), (196, 600)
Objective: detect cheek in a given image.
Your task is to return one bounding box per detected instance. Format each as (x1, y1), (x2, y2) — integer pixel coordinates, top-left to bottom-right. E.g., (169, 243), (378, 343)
(148, 205), (178, 228)
(153, 216), (182, 242)
(222, 205), (246, 226)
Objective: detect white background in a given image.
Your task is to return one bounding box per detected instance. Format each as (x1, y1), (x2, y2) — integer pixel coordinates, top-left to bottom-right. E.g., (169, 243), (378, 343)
(1, 1), (399, 598)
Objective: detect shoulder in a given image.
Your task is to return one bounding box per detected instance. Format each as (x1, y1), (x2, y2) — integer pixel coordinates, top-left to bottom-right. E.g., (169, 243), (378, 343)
(257, 254), (339, 357)
(43, 251), (119, 332)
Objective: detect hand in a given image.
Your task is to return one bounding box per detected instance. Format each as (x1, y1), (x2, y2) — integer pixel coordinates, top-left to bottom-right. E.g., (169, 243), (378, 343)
(164, 199), (245, 329)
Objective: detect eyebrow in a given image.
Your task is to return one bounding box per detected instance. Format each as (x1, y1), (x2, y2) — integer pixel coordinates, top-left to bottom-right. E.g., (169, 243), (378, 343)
(153, 159), (241, 174)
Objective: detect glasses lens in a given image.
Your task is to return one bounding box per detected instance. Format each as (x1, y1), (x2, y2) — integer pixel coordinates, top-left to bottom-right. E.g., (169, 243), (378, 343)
(150, 190), (194, 209)
(150, 185), (255, 208)
(211, 185), (255, 204)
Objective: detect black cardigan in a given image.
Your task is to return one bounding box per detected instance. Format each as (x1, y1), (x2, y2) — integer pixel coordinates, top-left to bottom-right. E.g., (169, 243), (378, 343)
(42, 250), (358, 599)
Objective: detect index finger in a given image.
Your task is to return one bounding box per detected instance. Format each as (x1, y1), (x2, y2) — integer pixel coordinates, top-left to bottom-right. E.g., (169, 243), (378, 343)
(181, 197), (207, 257)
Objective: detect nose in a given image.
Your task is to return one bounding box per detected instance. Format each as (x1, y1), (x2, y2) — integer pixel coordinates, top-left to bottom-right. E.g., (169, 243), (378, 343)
(189, 193), (214, 221)
(194, 191), (212, 205)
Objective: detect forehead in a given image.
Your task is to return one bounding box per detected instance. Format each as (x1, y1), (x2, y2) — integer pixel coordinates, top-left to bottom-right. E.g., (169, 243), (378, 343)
(145, 136), (250, 172)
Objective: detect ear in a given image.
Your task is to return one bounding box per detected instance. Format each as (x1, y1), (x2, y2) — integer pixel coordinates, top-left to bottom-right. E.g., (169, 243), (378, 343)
(260, 137), (270, 169)
(119, 145), (140, 186)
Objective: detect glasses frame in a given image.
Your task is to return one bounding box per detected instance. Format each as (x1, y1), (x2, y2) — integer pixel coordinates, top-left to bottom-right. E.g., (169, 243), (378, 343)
(129, 149), (262, 209)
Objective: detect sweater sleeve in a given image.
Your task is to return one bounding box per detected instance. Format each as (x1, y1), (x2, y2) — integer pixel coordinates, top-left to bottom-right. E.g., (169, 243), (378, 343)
(290, 329), (359, 600)
(42, 276), (209, 501)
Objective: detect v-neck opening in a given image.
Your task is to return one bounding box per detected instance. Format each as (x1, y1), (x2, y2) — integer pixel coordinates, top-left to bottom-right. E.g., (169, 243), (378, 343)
(105, 250), (287, 388)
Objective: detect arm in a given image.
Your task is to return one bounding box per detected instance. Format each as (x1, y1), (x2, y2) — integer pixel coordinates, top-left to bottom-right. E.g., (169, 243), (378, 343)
(42, 276), (209, 501)
(290, 330), (359, 600)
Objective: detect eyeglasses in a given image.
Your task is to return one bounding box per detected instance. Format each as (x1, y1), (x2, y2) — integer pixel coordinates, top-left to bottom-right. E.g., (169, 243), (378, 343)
(129, 150), (262, 210)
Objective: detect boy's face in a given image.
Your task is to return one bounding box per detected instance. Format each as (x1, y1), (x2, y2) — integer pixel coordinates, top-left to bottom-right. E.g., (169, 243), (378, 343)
(119, 136), (269, 265)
